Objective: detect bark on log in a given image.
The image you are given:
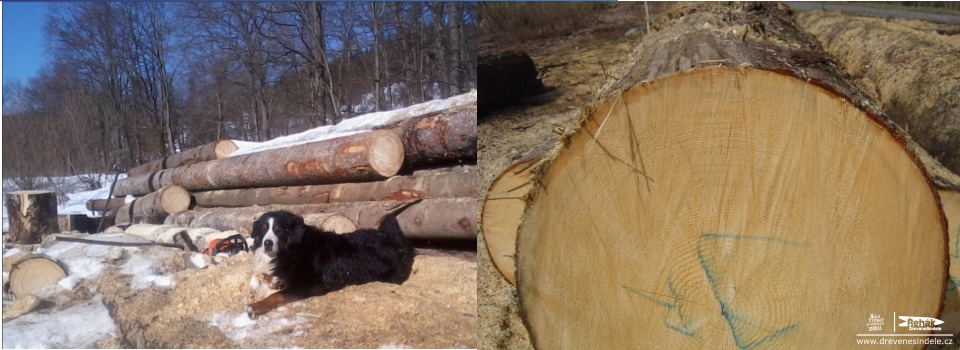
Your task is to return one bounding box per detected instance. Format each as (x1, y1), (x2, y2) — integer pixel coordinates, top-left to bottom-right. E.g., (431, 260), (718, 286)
(942, 190), (960, 337)
(9, 254), (67, 299)
(5, 191), (60, 244)
(128, 140), (239, 177)
(115, 186), (191, 224)
(385, 105), (477, 167)
(166, 198), (476, 240)
(797, 12), (960, 174)
(515, 3), (947, 349)
(164, 210), (357, 235)
(113, 130), (405, 197)
(192, 166), (476, 207)
(86, 198), (127, 212)
(478, 51), (544, 115)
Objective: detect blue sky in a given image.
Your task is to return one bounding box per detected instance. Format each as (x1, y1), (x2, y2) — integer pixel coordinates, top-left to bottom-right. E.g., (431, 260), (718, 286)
(3, 2), (50, 85)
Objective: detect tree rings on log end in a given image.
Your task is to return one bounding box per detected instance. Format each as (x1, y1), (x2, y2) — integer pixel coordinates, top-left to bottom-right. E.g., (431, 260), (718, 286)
(941, 190), (960, 336)
(368, 131), (405, 177)
(9, 255), (67, 299)
(159, 186), (191, 214)
(214, 140), (239, 158)
(482, 157), (540, 285)
(517, 67), (947, 349)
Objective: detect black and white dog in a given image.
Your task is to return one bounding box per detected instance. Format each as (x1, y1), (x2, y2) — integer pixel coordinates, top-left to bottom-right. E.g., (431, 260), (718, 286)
(246, 210), (416, 318)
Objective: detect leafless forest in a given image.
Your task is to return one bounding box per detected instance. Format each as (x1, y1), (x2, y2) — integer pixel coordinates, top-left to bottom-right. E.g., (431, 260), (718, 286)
(2, 2), (477, 187)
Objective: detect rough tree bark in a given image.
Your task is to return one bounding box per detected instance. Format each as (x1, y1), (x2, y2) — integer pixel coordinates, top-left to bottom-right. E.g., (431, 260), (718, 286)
(192, 166), (476, 207)
(115, 186), (191, 224)
(797, 11), (960, 175)
(166, 198), (476, 240)
(113, 130), (405, 197)
(514, 3), (947, 349)
(383, 105), (477, 168)
(128, 140), (239, 176)
(5, 191), (60, 244)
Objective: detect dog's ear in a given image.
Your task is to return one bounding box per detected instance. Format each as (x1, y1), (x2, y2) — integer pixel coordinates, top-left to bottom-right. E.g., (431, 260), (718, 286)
(290, 214), (306, 244)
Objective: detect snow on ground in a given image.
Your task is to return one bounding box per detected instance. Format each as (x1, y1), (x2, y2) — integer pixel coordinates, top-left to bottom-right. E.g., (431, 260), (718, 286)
(2, 173), (129, 231)
(209, 308), (309, 346)
(231, 89), (476, 156)
(2, 294), (117, 348)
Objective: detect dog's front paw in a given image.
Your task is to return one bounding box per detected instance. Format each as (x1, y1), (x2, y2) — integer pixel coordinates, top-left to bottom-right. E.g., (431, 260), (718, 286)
(246, 302), (270, 319)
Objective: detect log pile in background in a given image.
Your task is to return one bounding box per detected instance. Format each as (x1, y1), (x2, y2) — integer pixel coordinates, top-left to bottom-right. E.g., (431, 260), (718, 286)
(796, 11), (960, 174)
(503, 3), (946, 348)
(107, 99), (477, 242)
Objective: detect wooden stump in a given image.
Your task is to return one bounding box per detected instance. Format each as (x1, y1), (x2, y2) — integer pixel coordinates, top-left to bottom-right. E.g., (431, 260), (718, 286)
(9, 255), (67, 299)
(5, 191), (60, 244)
(515, 3), (947, 348)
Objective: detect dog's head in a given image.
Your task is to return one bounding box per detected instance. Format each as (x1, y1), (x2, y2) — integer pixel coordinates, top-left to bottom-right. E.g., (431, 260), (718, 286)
(251, 211), (306, 258)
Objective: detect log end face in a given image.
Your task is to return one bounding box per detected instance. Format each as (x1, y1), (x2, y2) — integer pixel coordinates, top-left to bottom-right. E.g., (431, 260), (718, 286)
(214, 140), (239, 159)
(368, 132), (405, 177)
(160, 186), (192, 214)
(313, 214), (357, 234)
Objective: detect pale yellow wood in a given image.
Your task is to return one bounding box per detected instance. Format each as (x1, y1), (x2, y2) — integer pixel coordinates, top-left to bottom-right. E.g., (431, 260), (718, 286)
(941, 190), (960, 336)
(517, 68), (946, 349)
(481, 158), (540, 285)
(9, 255), (67, 299)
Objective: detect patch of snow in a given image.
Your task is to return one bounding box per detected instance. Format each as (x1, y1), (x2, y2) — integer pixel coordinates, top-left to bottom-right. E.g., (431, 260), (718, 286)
(130, 274), (174, 290)
(121, 252), (174, 290)
(2, 294), (117, 349)
(231, 90), (476, 157)
(4, 247), (22, 258)
(209, 312), (307, 344)
(189, 253), (209, 269)
(380, 343), (411, 349)
(58, 275), (83, 290)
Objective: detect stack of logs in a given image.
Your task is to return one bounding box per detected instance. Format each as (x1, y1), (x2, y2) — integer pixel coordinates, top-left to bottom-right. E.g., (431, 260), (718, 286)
(88, 102), (477, 241)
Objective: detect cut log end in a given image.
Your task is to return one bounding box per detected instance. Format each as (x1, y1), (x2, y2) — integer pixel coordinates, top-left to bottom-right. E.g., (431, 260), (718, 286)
(481, 158), (540, 285)
(214, 140), (239, 158)
(306, 213), (357, 234)
(159, 186), (191, 214)
(368, 132), (405, 177)
(9, 255), (67, 299)
(517, 67), (945, 348)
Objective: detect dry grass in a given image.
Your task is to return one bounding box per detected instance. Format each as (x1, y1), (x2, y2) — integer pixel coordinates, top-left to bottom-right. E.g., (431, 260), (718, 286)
(479, 3), (613, 45)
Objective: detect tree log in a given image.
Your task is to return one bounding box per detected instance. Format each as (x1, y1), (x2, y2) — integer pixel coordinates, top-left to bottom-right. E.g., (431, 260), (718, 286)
(942, 189), (960, 337)
(163, 210), (357, 235)
(5, 191), (60, 244)
(115, 186), (191, 224)
(385, 105), (477, 167)
(9, 254), (67, 299)
(515, 3), (947, 349)
(481, 149), (546, 285)
(797, 11), (960, 174)
(166, 198), (476, 240)
(86, 198), (127, 212)
(128, 140), (239, 177)
(478, 50), (544, 115)
(113, 130), (405, 197)
(192, 166), (476, 207)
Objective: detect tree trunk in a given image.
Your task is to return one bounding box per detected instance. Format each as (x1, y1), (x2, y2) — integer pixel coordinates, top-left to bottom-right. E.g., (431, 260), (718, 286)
(385, 105), (477, 167)
(86, 198), (128, 212)
(515, 3), (947, 349)
(164, 210), (357, 235)
(166, 197), (476, 240)
(797, 11), (960, 175)
(115, 185), (191, 224)
(5, 191), (60, 244)
(477, 51), (543, 115)
(112, 130), (405, 196)
(942, 189), (960, 337)
(127, 140), (239, 176)
(192, 166), (476, 207)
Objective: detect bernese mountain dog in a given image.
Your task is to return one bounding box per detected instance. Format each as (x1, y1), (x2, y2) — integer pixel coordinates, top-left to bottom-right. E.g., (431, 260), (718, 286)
(245, 210), (416, 318)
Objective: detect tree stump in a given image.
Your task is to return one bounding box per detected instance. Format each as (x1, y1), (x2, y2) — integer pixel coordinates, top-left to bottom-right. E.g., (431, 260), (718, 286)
(5, 191), (60, 244)
(515, 3), (947, 348)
